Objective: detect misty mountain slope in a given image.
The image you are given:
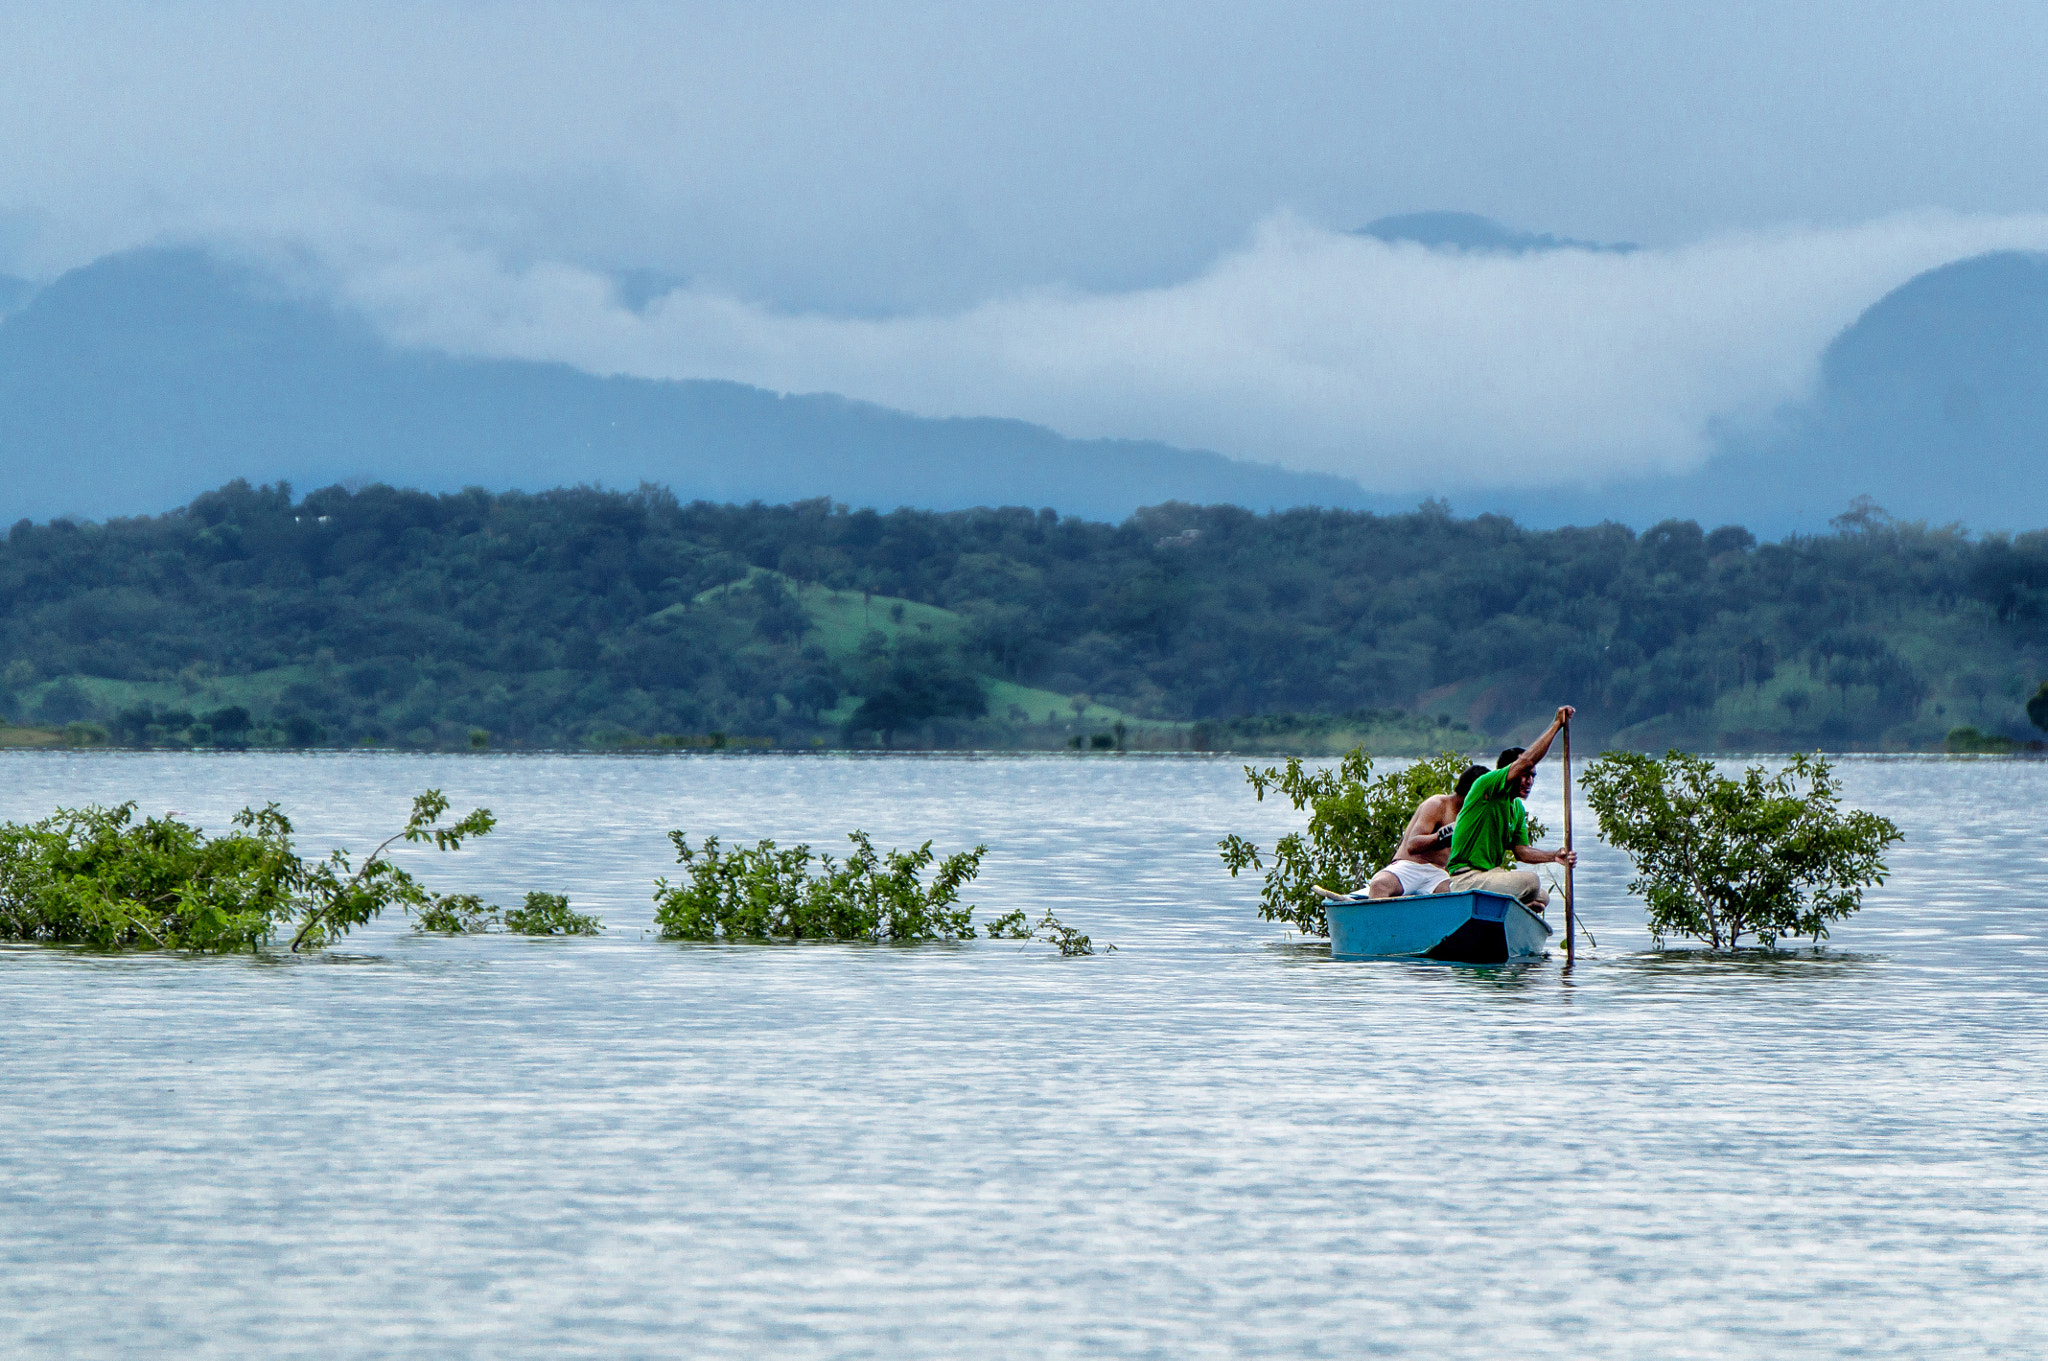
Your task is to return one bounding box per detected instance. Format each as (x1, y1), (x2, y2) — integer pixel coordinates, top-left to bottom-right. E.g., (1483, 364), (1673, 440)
(1502, 250), (2048, 535)
(0, 248), (1385, 524)
(12, 240), (2045, 538)
(0, 274), (32, 318)
(1697, 250), (2048, 533)
(1806, 251), (2048, 484)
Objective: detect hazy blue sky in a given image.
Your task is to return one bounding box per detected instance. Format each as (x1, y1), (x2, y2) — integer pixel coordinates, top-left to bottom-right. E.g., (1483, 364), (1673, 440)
(4, 1), (2046, 487)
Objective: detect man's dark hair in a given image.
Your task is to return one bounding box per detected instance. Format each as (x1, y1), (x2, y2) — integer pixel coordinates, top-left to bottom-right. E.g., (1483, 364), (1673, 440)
(1496, 747), (1525, 769)
(1455, 764), (1489, 799)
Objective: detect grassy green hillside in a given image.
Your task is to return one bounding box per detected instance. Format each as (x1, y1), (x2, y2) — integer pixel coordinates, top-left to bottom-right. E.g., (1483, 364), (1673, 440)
(707, 571), (1178, 747)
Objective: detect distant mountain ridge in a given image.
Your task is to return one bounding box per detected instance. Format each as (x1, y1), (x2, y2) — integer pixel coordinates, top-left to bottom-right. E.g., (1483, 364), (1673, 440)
(0, 248), (1385, 524)
(4, 236), (2047, 535)
(1343, 223), (2048, 535)
(1478, 250), (2048, 535)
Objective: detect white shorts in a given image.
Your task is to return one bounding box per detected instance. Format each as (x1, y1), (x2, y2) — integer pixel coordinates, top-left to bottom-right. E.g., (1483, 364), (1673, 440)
(1378, 860), (1448, 897)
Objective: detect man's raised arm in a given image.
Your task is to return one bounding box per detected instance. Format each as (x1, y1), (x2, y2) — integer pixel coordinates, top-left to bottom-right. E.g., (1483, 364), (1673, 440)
(1506, 705), (1576, 784)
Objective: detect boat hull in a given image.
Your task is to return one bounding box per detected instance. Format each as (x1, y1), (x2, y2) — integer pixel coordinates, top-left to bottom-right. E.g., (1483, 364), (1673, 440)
(1325, 889), (1551, 964)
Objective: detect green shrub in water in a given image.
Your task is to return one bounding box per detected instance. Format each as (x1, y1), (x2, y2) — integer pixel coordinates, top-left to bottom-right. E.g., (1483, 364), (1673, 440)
(503, 891), (602, 936)
(655, 831), (988, 942)
(412, 892), (500, 934)
(0, 802), (302, 951)
(0, 789), (498, 953)
(1581, 751), (1902, 949)
(1031, 909), (1101, 956)
(982, 908), (1032, 939)
(411, 890), (601, 936)
(980, 906), (1110, 955)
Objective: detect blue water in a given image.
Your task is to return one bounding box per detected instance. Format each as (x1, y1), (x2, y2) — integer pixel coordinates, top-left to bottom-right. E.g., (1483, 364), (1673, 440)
(2, 752), (2043, 1358)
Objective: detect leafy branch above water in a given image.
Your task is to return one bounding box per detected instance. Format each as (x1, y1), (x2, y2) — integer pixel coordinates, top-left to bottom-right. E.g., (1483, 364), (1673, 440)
(289, 791), (496, 951)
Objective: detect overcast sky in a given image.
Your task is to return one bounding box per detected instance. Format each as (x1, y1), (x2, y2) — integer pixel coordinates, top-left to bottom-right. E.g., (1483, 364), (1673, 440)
(4, 1), (2046, 487)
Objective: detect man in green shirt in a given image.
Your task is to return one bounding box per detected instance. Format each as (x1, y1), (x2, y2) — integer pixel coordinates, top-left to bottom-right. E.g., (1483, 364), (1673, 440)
(1443, 704), (1578, 911)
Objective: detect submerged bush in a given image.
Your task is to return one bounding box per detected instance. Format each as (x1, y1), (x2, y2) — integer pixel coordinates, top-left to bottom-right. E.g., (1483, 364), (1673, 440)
(982, 908), (1032, 939)
(1030, 909), (1103, 957)
(411, 889), (602, 936)
(0, 790), (496, 953)
(655, 831), (988, 942)
(1581, 750), (1902, 949)
(980, 905), (1109, 955)
(412, 892), (500, 934)
(503, 891), (602, 936)
(0, 802), (301, 951)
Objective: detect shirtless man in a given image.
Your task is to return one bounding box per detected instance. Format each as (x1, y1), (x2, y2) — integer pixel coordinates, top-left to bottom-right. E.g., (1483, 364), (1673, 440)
(1315, 763), (1489, 901)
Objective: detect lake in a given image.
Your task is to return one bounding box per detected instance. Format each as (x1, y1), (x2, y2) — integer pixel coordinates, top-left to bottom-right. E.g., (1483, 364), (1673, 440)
(2, 751), (2044, 1358)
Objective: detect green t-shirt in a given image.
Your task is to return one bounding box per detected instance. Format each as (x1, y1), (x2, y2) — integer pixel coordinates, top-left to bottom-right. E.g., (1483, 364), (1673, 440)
(1445, 766), (1529, 875)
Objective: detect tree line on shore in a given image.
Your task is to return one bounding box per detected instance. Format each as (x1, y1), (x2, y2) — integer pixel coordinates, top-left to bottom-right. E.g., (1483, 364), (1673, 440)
(0, 480), (2044, 750)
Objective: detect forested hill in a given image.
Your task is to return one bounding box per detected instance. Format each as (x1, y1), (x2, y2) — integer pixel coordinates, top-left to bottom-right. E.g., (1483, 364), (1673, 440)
(2, 481), (2045, 753)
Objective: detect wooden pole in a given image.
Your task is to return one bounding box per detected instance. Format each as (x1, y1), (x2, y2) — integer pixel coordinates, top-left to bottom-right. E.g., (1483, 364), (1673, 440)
(1562, 717), (1575, 964)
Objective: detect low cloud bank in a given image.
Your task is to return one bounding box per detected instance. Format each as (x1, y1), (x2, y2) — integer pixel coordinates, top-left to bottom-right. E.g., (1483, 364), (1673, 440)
(319, 211), (2048, 493)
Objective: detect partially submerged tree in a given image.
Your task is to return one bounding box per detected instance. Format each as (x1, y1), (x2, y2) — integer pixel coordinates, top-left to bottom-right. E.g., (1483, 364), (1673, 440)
(1027, 909), (1103, 957)
(1581, 751), (1901, 949)
(412, 892), (500, 935)
(1218, 748), (1477, 937)
(502, 891), (602, 936)
(0, 790), (497, 953)
(0, 802), (302, 950)
(655, 831), (988, 942)
(976, 906), (1106, 954)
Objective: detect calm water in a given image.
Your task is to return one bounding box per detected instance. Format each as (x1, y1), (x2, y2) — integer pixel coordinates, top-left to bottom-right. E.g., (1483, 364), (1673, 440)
(1, 752), (2043, 1359)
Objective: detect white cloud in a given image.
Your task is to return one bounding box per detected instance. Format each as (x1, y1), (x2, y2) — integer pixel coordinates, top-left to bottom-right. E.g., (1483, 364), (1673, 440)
(321, 210), (2048, 492)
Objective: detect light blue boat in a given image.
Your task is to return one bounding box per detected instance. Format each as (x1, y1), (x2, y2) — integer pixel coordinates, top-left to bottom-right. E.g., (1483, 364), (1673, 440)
(1324, 889), (1551, 963)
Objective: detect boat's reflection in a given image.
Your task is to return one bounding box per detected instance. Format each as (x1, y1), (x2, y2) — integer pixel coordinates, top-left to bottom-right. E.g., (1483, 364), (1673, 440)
(1387, 957), (1548, 991)
(1265, 938), (1551, 991)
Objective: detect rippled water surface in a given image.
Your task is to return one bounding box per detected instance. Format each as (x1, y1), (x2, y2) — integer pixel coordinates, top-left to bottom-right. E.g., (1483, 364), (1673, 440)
(3, 752), (2044, 1358)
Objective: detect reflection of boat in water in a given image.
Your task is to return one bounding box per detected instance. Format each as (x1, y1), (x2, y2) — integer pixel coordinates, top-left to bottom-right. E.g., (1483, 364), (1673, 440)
(1325, 890), (1551, 964)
